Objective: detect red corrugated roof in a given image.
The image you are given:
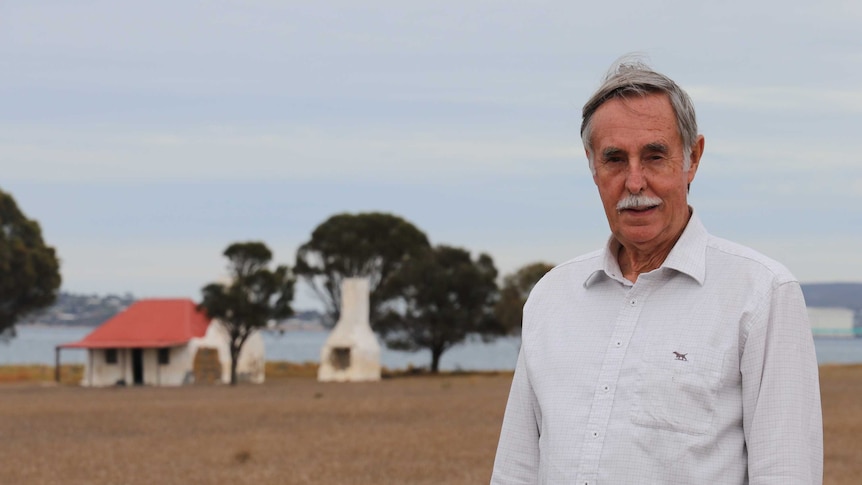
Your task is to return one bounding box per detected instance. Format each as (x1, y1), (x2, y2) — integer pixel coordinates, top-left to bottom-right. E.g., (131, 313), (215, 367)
(59, 298), (211, 349)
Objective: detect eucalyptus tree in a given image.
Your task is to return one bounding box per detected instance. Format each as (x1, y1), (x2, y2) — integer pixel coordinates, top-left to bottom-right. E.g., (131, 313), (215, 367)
(0, 188), (61, 338)
(199, 242), (295, 385)
(294, 212), (430, 328)
(376, 245), (501, 373)
(494, 262), (555, 335)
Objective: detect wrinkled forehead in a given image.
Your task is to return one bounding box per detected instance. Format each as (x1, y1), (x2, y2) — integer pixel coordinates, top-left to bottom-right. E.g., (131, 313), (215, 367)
(588, 94), (682, 148)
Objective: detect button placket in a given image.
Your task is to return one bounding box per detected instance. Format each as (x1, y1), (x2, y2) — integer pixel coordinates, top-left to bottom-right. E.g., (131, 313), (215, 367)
(576, 287), (647, 481)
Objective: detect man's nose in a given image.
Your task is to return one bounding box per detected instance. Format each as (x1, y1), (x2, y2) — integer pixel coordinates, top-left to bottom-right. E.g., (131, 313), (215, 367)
(624, 160), (647, 194)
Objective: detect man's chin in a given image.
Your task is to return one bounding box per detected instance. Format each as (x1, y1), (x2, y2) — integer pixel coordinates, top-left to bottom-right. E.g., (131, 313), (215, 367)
(615, 225), (664, 245)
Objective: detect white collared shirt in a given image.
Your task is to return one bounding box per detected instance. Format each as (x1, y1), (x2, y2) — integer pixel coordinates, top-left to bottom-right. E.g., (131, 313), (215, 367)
(491, 214), (822, 484)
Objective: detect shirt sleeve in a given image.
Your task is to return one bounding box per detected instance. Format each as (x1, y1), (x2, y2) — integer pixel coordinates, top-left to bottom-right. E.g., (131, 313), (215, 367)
(491, 346), (541, 484)
(740, 280), (823, 484)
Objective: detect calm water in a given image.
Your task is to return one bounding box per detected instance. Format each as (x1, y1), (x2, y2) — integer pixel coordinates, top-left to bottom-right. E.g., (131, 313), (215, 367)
(4, 325), (862, 369)
(2, 326), (522, 371)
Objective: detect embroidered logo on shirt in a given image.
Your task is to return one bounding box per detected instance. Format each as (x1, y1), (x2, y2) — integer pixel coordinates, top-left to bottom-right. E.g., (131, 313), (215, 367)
(672, 351), (688, 361)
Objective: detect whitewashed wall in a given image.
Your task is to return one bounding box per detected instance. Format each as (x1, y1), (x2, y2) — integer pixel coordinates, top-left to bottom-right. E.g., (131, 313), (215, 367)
(79, 321), (265, 386)
(190, 320), (266, 384)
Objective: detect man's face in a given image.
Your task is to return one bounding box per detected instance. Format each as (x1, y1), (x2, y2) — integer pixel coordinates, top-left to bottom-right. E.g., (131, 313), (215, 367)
(587, 93), (703, 253)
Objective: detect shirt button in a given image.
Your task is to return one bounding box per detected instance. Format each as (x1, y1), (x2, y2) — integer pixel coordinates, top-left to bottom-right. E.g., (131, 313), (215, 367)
(602, 384), (610, 392)
(615, 341), (622, 347)
(591, 431), (599, 438)
(630, 299), (637, 306)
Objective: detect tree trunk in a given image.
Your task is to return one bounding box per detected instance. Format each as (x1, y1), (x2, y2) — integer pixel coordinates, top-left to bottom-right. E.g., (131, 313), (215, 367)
(230, 346), (240, 386)
(430, 347), (443, 373)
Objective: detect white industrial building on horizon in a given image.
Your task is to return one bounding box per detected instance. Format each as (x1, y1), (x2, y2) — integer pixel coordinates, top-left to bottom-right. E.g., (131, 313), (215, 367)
(807, 307), (858, 338)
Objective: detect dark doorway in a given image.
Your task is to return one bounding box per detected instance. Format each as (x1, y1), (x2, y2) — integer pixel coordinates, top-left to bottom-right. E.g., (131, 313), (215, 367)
(132, 348), (144, 385)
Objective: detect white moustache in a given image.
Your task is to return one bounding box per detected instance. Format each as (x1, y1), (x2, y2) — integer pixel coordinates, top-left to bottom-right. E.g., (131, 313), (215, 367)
(616, 194), (663, 212)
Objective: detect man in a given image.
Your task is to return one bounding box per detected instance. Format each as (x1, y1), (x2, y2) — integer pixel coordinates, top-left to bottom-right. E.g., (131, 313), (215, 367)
(491, 58), (823, 484)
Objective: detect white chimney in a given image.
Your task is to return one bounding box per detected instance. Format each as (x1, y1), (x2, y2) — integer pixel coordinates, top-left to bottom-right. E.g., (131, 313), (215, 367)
(317, 277), (382, 382)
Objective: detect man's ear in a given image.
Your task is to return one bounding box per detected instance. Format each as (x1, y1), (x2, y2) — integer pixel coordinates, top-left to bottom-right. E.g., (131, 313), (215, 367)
(687, 135), (705, 185)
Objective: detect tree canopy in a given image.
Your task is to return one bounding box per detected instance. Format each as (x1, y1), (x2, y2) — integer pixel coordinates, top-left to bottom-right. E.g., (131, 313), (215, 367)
(494, 261), (554, 335)
(198, 241), (295, 385)
(0, 189), (62, 337)
(294, 212), (430, 327)
(376, 245), (500, 373)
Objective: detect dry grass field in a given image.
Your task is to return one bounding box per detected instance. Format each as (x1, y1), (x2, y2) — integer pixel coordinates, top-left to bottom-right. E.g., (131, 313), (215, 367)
(0, 363), (859, 485)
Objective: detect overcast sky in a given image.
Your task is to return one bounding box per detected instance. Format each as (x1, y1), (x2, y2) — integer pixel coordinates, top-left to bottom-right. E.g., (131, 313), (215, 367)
(2, 1), (860, 309)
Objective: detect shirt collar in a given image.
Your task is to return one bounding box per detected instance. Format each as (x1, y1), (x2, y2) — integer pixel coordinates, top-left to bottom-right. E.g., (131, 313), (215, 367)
(584, 209), (708, 288)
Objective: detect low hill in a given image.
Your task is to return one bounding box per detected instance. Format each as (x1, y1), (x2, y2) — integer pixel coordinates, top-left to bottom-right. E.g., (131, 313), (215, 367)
(23, 292), (136, 327)
(801, 283), (862, 311)
(19, 284), (861, 328)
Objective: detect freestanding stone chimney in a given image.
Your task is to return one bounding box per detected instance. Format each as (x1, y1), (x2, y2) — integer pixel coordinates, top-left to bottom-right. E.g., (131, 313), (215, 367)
(317, 277), (382, 382)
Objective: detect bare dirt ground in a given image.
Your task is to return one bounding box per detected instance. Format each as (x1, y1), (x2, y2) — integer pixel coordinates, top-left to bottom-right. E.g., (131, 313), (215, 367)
(0, 365), (859, 485)
(0, 372), (509, 485)
(820, 364), (862, 485)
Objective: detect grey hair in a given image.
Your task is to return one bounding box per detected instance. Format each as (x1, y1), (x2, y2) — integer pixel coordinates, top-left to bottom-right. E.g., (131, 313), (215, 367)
(581, 55), (698, 174)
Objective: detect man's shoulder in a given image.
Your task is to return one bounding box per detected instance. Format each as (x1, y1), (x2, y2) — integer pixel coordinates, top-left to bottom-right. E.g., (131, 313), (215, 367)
(556, 248), (605, 269)
(523, 249), (604, 326)
(528, 249), (604, 295)
(705, 234), (798, 285)
(546, 248), (604, 278)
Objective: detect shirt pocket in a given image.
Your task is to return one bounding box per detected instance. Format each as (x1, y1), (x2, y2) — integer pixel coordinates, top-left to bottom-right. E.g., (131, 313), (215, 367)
(629, 344), (725, 435)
